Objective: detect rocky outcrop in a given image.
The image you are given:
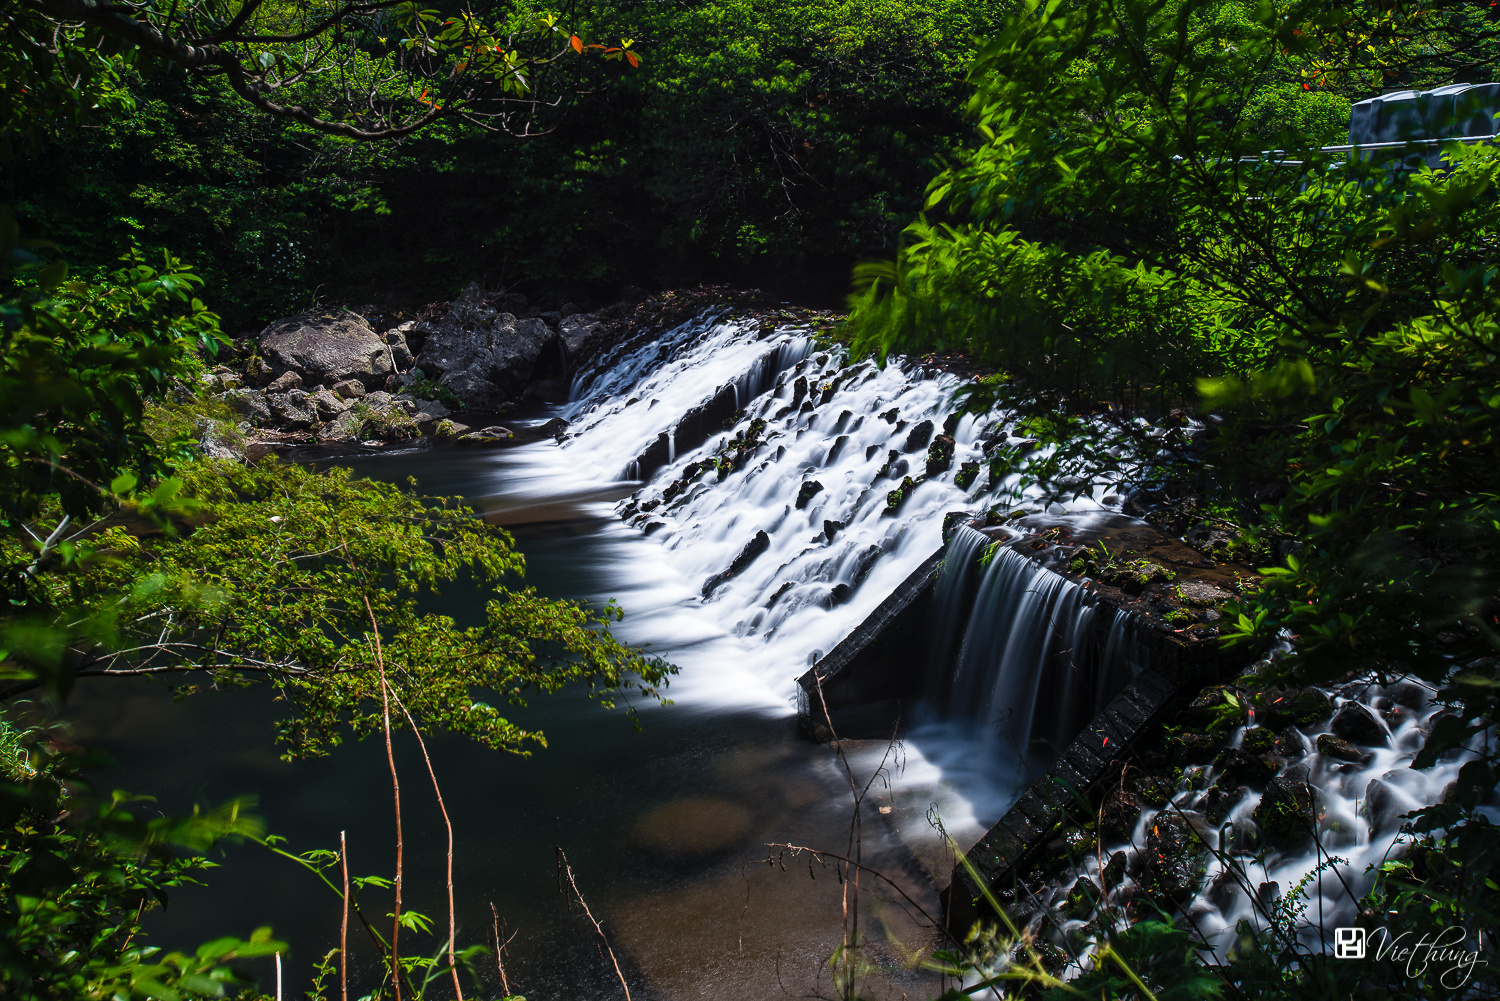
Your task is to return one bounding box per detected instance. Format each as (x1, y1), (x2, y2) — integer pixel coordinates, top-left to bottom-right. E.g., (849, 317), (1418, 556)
(410, 285), (559, 409)
(259, 311), (400, 389)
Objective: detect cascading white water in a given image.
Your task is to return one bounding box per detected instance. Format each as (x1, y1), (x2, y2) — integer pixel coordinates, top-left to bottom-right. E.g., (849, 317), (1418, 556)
(926, 526), (1144, 771)
(501, 313), (1032, 710)
(1027, 678), (1495, 971)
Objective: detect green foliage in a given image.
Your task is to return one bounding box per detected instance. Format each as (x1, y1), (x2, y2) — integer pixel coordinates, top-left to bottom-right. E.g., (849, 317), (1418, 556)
(847, 0), (1500, 990)
(6, 459), (674, 757)
(0, 732), (279, 1000)
(1068, 542), (1174, 592)
(7, 0), (1017, 326)
(1, 224), (219, 524)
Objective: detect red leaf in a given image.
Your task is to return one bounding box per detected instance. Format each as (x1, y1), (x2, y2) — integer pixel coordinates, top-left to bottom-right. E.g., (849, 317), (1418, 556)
(626, 50), (640, 68)
(570, 34), (583, 53)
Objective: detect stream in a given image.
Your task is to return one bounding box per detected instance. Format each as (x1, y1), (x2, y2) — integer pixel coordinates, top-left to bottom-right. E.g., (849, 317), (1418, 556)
(66, 313), (1034, 1000)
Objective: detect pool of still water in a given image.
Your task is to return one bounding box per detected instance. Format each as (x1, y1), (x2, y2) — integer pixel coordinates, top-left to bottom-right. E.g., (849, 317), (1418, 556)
(65, 419), (954, 1001)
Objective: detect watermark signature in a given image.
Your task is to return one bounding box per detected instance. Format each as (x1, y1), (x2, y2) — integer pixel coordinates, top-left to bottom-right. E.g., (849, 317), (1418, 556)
(1335, 926), (1489, 988)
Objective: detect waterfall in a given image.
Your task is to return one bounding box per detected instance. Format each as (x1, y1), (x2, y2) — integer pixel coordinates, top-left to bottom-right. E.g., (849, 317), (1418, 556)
(926, 529), (1143, 772)
(499, 311), (1070, 710)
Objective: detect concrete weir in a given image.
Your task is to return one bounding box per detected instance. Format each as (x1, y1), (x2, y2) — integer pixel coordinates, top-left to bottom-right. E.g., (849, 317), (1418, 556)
(795, 514), (1248, 927)
(795, 547), (945, 741)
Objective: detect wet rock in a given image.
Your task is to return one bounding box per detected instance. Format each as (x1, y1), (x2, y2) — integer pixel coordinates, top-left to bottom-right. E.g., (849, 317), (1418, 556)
(1274, 727), (1305, 757)
(925, 433), (955, 475)
(1252, 766), (1316, 852)
(1364, 778), (1411, 837)
(1331, 701), (1388, 746)
(942, 411), (963, 436)
(1386, 682), (1427, 710)
(223, 388), (271, 424)
(941, 511), (972, 541)
(1241, 726), (1277, 755)
(883, 476), (918, 516)
(1258, 688), (1332, 729)
(954, 460), (980, 490)
(1316, 733), (1363, 762)
(260, 311), (393, 389)
(1187, 686), (1245, 727)
(795, 480), (824, 509)
(878, 407), (898, 424)
(902, 419), (934, 452)
(1100, 786), (1145, 841)
(822, 520), (844, 542)
(825, 434), (849, 464)
(1203, 783), (1241, 824)
(538, 417), (569, 440)
(1065, 877), (1101, 919)
(1102, 851), (1127, 888)
(1132, 772), (1176, 808)
(1170, 731), (1220, 765)
(702, 530), (771, 599)
(432, 419), (470, 440)
(1213, 747), (1275, 787)
(1144, 811), (1207, 901)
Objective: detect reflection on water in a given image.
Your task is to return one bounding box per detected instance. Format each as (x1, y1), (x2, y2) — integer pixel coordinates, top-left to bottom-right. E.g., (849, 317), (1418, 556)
(66, 415), (954, 1000)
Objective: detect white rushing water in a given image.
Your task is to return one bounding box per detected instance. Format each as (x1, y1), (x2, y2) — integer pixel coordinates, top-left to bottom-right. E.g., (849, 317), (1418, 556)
(497, 310), (1488, 960)
(501, 312), (1016, 709)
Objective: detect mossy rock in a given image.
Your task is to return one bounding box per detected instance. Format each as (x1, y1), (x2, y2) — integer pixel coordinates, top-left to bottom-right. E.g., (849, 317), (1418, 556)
(1252, 768), (1315, 852)
(433, 419), (469, 440)
(1256, 688), (1332, 729)
(1241, 726), (1277, 755)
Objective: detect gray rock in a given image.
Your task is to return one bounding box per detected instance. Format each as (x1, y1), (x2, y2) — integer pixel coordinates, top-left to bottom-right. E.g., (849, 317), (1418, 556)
(308, 389), (350, 420)
(456, 425), (515, 443)
(413, 398), (451, 420)
(195, 419), (245, 462)
(415, 297), (558, 407)
(260, 310), (393, 389)
(1176, 580), (1233, 607)
(383, 328), (413, 370)
(268, 392), (315, 428)
(267, 370), (303, 394)
(222, 388), (271, 423)
(559, 311), (603, 357)
(319, 409), (364, 442)
(332, 379), (367, 400)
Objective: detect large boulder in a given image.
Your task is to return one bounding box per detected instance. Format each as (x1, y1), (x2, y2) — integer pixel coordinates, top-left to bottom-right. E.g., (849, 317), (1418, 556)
(413, 290), (558, 409)
(260, 311), (395, 389)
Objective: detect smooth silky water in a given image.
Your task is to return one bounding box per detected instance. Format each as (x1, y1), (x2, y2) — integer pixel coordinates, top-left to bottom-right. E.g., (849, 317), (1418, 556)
(64, 315), (1046, 1000)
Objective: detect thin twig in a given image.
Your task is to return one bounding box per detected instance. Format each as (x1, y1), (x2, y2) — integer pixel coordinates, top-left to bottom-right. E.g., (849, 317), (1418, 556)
(556, 847), (631, 1001)
(364, 594), (404, 1001)
(391, 690), (463, 1000)
(340, 830), (350, 1001)
(490, 903), (516, 999)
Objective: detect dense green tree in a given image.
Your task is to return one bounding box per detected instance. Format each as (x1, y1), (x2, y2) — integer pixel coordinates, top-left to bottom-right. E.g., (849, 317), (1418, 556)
(845, 0), (1500, 990)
